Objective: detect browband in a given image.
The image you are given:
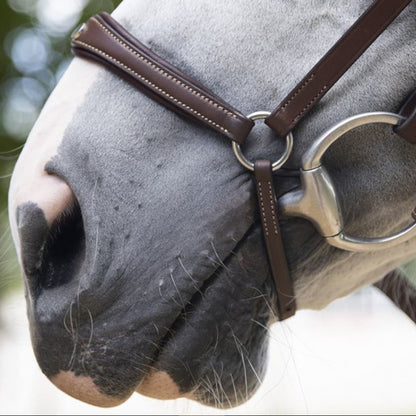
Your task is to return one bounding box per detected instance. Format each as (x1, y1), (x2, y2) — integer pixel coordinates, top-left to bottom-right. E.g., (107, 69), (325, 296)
(71, 0), (416, 320)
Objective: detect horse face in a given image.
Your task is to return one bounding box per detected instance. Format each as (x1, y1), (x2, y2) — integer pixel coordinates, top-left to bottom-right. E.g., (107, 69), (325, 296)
(9, 53), (276, 406)
(8, 0), (416, 408)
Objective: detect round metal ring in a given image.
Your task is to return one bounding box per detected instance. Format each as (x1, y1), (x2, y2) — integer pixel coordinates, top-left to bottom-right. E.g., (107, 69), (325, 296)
(232, 111), (293, 172)
(302, 112), (405, 171)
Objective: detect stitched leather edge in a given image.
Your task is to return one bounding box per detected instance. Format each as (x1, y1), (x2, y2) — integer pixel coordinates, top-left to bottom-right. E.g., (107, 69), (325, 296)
(71, 13), (254, 144)
(265, 0), (413, 137)
(254, 159), (296, 320)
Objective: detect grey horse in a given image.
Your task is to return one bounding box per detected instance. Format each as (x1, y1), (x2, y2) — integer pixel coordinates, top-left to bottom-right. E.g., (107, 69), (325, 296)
(8, 0), (416, 408)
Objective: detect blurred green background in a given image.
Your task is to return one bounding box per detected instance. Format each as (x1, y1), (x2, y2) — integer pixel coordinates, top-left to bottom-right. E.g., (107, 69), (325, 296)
(0, 0), (121, 301)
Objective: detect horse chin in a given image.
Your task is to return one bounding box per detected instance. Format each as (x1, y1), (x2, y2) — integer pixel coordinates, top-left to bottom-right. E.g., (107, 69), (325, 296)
(50, 369), (195, 407)
(136, 370), (248, 409)
(131, 226), (271, 408)
(23, 215), (270, 409)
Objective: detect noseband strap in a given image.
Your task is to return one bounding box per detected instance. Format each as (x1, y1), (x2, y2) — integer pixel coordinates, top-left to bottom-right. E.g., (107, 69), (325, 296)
(71, 0), (416, 320)
(71, 13), (254, 145)
(254, 160), (295, 319)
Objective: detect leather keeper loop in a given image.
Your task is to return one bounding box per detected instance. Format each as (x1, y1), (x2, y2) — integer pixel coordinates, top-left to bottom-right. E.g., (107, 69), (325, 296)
(254, 159), (296, 320)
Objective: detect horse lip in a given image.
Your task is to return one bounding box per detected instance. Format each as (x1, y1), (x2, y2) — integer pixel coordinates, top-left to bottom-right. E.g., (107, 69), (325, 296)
(133, 239), (248, 396)
(20, 166), (257, 404)
(51, 371), (130, 407)
(136, 370), (196, 400)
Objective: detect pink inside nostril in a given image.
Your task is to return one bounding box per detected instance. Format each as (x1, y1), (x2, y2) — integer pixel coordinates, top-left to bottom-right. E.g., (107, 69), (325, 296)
(14, 172), (75, 227)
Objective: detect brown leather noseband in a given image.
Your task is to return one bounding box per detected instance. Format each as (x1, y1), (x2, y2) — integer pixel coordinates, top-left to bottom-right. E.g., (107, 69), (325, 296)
(71, 0), (416, 320)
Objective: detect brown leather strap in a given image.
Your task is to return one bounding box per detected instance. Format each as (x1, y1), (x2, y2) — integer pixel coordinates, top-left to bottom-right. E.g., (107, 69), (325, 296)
(70, 4), (414, 321)
(254, 159), (295, 320)
(71, 12), (254, 144)
(265, 0), (412, 138)
(395, 89), (416, 143)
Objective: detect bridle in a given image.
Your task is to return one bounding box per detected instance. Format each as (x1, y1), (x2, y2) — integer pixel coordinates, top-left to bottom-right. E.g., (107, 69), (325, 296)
(70, 0), (416, 321)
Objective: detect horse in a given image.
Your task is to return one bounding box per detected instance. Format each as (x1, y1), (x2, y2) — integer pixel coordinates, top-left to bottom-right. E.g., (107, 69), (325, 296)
(8, 0), (416, 408)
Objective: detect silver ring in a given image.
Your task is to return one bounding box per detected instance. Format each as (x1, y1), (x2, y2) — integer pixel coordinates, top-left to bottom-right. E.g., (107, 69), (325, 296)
(232, 111), (293, 172)
(302, 111), (405, 171)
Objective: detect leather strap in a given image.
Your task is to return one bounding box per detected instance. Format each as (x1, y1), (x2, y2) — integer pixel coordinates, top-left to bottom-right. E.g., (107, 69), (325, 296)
(265, 0), (412, 138)
(70, 3), (415, 321)
(395, 89), (416, 143)
(254, 159), (295, 320)
(71, 12), (254, 144)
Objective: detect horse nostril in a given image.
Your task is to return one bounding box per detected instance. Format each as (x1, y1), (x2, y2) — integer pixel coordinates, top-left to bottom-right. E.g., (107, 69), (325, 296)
(14, 176), (85, 294)
(16, 199), (85, 294)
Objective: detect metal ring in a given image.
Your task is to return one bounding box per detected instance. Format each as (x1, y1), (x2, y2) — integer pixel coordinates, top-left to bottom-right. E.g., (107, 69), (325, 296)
(284, 111), (411, 252)
(232, 111), (293, 172)
(302, 112), (405, 171)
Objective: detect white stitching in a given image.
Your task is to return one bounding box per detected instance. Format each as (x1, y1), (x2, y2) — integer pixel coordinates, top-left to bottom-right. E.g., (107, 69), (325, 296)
(274, 74), (315, 116)
(290, 85), (327, 127)
(92, 18), (238, 119)
(73, 39), (229, 134)
(267, 181), (278, 236)
(257, 182), (269, 236)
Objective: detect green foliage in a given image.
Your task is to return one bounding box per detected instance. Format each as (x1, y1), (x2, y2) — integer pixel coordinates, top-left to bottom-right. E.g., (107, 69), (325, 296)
(0, 0), (121, 297)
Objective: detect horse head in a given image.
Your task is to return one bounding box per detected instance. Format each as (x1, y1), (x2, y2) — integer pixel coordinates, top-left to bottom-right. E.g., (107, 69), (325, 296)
(8, 0), (416, 408)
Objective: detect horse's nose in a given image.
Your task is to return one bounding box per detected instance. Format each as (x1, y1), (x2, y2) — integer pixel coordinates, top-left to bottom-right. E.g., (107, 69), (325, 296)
(14, 172), (75, 227)
(10, 168), (84, 286)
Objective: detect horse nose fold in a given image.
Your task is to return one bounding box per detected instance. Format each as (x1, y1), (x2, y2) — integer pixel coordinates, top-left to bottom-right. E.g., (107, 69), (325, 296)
(14, 174), (85, 291)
